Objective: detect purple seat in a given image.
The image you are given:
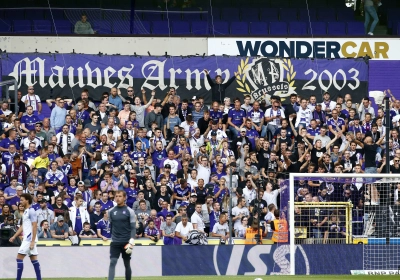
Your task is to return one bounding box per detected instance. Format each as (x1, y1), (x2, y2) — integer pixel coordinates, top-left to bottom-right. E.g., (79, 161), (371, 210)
(191, 21), (209, 35)
(269, 21), (287, 35)
(33, 20), (52, 33)
(112, 21), (130, 34)
(221, 8), (240, 21)
(308, 21), (327, 35)
(387, 9), (400, 29)
(25, 9), (45, 20)
(241, 8), (259, 22)
(210, 21), (229, 35)
(395, 22), (400, 35)
(260, 8), (279, 22)
(298, 8), (317, 21)
(337, 9), (355, 21)
(250, 21), (268, 35)
(4, 9), (25, 20)
(279, 8), (297, 21)
(317, 8), (337, 22)
(172, 21), (191, 35)
(230, 21), (249, 35)
(289, 21), (307, 35)
(44, 9), (65, 20)
(0, 20), (12, 33)
(13, 20), (32, 33)
(327, 22), (346, 35)
(133, 21), (151, 34)
(152, 21), (171, 35)
(53, 20), (72, 34)
(346, 22), (365, 35)
(92, 20), (112, 34)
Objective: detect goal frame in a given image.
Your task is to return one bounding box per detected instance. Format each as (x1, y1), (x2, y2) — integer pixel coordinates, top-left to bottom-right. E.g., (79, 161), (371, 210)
(288, 172), (400, 275)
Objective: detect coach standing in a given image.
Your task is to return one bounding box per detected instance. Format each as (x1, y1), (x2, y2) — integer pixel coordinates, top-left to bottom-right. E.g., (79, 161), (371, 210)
(108, 190), (136, 280)
(204, 69), (237, 103)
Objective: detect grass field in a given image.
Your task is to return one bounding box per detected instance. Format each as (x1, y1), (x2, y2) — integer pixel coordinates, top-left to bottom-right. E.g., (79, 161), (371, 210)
(3, 276), (400, 280)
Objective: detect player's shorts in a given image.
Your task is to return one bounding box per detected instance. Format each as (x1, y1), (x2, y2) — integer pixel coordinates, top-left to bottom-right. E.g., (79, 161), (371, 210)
(110, 242), (131, 260)
(18, 240), (38, 256)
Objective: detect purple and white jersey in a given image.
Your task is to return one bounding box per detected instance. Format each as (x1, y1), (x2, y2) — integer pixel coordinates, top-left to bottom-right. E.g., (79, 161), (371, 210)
(327, 117), (346, 136)
(159, 158), (181, 175)
(20, 137), (42, 151)
(247, 108), (264, 124)
(245, 129), (259, 148)
(209, 109), (223, 122)
(124, 187), (138, 208)
(173, 184), (191, 208)
(98, 199), (115, 211)
(2, 151), (18, 167)
(152, 150), (167, 168)
(21, 114), (40, 131)
(307, 126), (320, 137)
(228, 108), (246, 127)
(23, 150), (40, 162)
(129, 150), (147, 164)
(0, 138), (20, 151)
(97, 219), (111, 238)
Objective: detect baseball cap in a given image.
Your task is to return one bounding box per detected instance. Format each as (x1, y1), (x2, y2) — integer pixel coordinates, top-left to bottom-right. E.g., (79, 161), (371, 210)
(164, 164), (171, 169)
(77, 181), (85, 185)
(201, 143), (207, 148)
(57, 216), (64, 222)
(107, 152), (114, 156)
(192, 96), (197, 100)
(84, 179), (91, 187)
(191, 192), (197, 197)
(211, 131), (217, 136)
(240, 128), (246, 133)
(16, 186), (23, 191)
(121, 129), (128, 135)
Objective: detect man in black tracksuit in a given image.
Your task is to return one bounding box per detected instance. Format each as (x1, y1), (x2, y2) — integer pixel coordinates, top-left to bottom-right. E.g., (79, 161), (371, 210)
(204, 69), (237, 103)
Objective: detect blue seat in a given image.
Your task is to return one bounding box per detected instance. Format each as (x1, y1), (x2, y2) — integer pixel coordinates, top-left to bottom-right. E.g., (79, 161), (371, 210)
(92, 20), (112, 34)
(327, 22), (346, 35)
(346, 22), (365, 35)
(387, 9), (400, 29)
(143, 12), (164, 21)
(32, 20), (52, 33)
(269, 21), (287, 35)
(53, 20), (73, 34)
(317, 8), (337, 22)
(172, 21), (191, 35)
(44, 9), (65, 20)
(13, 20), (32, 33)
(208, 8), (221, 21)
(298, 8), (317, 21)
(210, 21), (229, 35)
(165, 11), (182, 21)
(260, 8), (279, 21)
(221, 8), (240, 21)
(152, 21), (171, 35)
(308, 21), (327, 35)
(279, 8), (297, 21)
(191, 21), (209, 35)
(241, 8), (259, 22)
(289, 21), (307, 35)
(133, 21), (151, 34)
(4, 10), (25, 20)
(182, 12), (203, 22)
(336, 9), (355, 21)
(0, 20), (12, 33)
(230, 21), (249, 35)
(250, 21), (268, 35)
(271, 0), (289, 8)
(395, 22), (400, 35)
(112, 21), (130, 34)
(25, 9), (45, 20)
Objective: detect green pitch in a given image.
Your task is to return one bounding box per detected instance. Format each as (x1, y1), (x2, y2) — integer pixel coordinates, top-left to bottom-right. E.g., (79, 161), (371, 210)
(3, 276), (400, 280)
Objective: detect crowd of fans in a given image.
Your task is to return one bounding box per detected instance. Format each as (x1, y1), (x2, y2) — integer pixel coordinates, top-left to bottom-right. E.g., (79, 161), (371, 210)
(0, 78), (398, 245)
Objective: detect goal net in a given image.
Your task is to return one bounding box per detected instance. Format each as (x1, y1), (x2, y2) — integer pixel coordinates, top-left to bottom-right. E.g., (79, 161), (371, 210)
(288, 173), (400, 275)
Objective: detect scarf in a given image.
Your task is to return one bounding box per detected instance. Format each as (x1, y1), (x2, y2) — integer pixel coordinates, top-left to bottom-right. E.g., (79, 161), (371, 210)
(63, 164), (71, 175)
(270, 107), (282, 126)
(45, 170), (65, 182)
(11, 164), (25, 183)
(27, 94), (39, 110)
(59, 133), (72, 154)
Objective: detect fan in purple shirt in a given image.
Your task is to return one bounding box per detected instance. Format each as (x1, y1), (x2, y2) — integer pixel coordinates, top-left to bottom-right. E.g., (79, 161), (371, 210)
(20, 106), (40, 132)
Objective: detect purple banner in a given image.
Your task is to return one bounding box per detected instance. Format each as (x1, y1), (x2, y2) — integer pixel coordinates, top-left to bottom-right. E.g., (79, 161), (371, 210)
(1, 54), (368, 103)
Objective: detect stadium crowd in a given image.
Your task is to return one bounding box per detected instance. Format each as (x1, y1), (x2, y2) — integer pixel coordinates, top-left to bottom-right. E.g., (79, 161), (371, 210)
(0, 78), (398, 245)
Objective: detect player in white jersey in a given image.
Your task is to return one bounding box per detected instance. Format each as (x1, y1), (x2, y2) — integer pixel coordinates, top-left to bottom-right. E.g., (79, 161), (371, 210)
(9, 193), (42, 280)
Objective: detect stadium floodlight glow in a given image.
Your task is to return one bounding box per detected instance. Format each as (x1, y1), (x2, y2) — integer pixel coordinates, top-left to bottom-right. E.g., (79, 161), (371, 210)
(288, 172), (400, 275)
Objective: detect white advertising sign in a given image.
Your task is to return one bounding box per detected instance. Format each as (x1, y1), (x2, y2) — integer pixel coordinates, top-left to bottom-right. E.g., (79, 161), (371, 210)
(208, 38), (400, 60)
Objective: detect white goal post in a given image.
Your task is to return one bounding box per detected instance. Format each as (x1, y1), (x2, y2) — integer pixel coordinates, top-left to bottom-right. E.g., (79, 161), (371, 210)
(288, 172), (400, 275)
